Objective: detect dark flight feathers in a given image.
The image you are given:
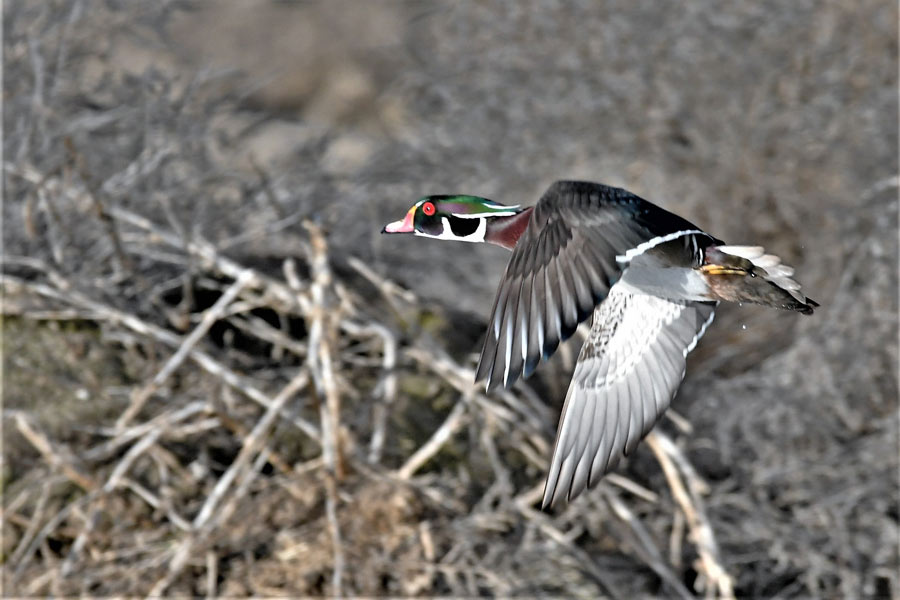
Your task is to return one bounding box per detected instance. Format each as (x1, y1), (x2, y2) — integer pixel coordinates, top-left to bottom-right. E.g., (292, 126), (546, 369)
(474, 180), (706, 391)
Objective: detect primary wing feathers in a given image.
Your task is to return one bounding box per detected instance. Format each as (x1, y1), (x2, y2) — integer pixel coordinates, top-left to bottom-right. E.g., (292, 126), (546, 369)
(541, 289), (716, 508)
(475, 180), (709, 391)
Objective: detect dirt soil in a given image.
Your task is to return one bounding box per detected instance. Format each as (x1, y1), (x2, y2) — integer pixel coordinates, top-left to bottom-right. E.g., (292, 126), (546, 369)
(3, 1), (898, 597)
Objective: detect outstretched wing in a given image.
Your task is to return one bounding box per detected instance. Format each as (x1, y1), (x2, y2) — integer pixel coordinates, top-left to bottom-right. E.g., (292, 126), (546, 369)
(541, 288), (716, 508)
(475, 180), (712, 391)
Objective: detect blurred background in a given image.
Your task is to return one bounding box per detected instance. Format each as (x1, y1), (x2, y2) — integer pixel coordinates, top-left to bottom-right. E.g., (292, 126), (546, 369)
(2, 1), (897, 597)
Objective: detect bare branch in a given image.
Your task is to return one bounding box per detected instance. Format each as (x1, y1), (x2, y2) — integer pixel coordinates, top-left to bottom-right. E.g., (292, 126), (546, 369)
(305, 221), (346, 597)
(646, 431), (735, 599)
(116, 269), (254, 429)
(11, 412), (96, 491)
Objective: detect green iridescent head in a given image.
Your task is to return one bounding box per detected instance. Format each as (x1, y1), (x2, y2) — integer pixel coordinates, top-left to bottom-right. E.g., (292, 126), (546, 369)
(382, 195), (522, 242)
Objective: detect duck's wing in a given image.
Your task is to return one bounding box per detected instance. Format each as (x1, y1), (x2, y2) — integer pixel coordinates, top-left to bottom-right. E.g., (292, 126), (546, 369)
(475, 180), (714, 391)
(541, 287), (716, 508)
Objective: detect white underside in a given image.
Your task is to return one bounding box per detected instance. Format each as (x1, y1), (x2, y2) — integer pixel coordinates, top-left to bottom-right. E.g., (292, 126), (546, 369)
(617, 265), (712, 302)
(613, 229), (713, 302)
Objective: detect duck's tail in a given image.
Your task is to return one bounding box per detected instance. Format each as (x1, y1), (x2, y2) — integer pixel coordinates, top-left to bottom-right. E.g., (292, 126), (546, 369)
(700, 245), (818, 315)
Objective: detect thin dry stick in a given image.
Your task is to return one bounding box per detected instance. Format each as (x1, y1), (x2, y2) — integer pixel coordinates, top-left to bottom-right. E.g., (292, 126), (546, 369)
(60, 503), (103, 578)
(214, 446), (273, 532)
(211, 406), (296, 477)
(7, 481), (53, 568)
(121, 478), (192, 531)
(513, 499), (626, 599)
(405, 342), (548, 444)
(103, 428), (165, 493)
(347, 255), (418, 305)
(337, 320), (397, 464)
(602, 488), (695, 600)
(84, 401), (207, 461)
(205, 550), (218, 599)
(645, 431), (735, 600)
(670, 508), (686, 570)
(11, 490), (98, 579)
(64, 138), (134, 275)
(117, 269), (254, 429)
(305, 221), (345, 597)
(148, 538), (195, 598)
(12, 412), (96, 491)
(194, 369), (309, 529)
(226, 312), (308, 359)
(107, 205), (311, 314)
(62, 424), (170, 576)
(605, 474), (660, 504)
(1, 306), (101, 320)
(404, 345), (549, 470)
(395, 399), (470, 480)
(100, 143), (176, 198)
(36, 187), (66, 265)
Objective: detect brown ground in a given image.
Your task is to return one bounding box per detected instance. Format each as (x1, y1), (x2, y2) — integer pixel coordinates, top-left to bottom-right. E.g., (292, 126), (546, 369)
(2, 1), (898, 597)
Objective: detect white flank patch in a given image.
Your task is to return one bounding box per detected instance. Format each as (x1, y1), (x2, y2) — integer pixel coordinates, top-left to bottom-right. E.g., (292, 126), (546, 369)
(616, 229), (707, 264)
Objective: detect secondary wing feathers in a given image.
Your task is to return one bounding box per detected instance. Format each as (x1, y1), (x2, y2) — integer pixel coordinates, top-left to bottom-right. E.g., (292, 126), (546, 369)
(475, 180), (711, 391)
(541, 287), (716, 508)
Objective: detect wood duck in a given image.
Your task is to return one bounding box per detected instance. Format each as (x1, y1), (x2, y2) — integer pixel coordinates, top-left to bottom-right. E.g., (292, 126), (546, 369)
(382, 180), (817, 508)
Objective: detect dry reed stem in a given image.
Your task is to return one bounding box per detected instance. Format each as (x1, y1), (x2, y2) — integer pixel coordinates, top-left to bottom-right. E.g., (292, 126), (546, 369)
(196, 369), (310, 530)
(12, 412), (96, 491)
(602, 487), (695, 600)
(337, 320), (397, 465)
(305, 220), (346, 596)
(6, 480), (53, 568)
(514, 498), (626, 598)
(646, 431), (735, 599)
(395, 399), (470, 480)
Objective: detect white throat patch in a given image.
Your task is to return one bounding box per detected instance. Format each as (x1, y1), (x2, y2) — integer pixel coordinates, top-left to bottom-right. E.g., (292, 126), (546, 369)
(415, 217), (487, 243)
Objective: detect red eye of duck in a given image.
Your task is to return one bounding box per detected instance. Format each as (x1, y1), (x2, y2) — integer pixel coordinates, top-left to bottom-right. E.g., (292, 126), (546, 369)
(422, 201), (436, 216)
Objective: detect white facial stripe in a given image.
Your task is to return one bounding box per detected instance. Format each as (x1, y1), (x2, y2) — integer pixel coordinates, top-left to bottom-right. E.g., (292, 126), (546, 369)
(616, 229), (707, 264)
(452, 207), (521, 218)
(414, 216), (487, 243)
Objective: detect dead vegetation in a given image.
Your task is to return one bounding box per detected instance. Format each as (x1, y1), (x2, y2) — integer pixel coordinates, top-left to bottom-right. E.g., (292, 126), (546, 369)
(2, 1), (898, 598)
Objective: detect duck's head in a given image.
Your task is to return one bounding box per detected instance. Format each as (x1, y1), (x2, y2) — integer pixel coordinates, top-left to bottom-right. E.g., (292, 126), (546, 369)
(382, 195), (530, 249)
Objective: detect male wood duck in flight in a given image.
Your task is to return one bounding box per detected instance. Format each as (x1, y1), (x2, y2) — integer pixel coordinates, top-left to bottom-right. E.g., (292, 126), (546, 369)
(382, 180), (817, 509)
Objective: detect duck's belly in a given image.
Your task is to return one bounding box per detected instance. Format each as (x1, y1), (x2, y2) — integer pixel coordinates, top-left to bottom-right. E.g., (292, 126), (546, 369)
(616, 265), (712, 302)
